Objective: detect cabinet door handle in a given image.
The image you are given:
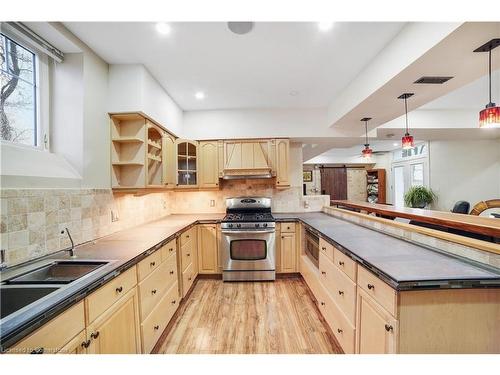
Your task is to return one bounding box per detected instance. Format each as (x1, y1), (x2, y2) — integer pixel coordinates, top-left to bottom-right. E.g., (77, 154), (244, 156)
(338, 261), (345, 266)
(321, 271), (326, 275)
(186, 235), (190, 239)
(367, 284), (375, 290)
(91, 331), (100, 340)
(150, 261), (156, 267)
(337, 328), (343, 334)
(321, 247), (326, 251)
(151, 289), (157, 295)
(169, 248), (174, 252)
(169, 270), (174, 275)
(338, 290), (344, 296)
(30, 347), (44, 354)
(115, 286), (123, 293)
(385, 324), (393, 332)
(154, 325), (160, 330)
(81, 340), (91, 349)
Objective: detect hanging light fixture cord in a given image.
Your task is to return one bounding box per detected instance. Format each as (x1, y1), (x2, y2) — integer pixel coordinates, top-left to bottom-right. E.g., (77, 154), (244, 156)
(365, 119), (369, 145)
(404, 95), (409, 134)
(488, 49), (492, 105)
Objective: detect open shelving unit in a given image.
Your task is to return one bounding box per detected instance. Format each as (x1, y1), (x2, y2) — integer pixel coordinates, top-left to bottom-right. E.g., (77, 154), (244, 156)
(366, 169), (386, 204)
(146, 124), (164, 187)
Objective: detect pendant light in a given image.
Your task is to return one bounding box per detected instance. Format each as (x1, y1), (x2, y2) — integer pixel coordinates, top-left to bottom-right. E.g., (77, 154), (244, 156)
(398, 93), (415, 149)
(474, 39), (500, 128)
(360, 117), (373, 159)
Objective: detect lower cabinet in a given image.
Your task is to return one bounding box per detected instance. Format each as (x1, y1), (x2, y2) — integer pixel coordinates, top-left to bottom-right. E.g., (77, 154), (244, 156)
(58, 330), (88, 354)
(356, 288), (398, 354)
(197, 224), (218, 274)
(277, 222), (298, 273)
(86, 287), (142, 354)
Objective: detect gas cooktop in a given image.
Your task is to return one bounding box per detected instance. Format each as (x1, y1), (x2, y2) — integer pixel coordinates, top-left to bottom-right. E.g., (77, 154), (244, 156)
(222, 212), (275, 223)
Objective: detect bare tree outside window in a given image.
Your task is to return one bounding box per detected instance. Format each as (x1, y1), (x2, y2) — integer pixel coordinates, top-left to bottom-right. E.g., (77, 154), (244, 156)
(0, 33), (37, 146)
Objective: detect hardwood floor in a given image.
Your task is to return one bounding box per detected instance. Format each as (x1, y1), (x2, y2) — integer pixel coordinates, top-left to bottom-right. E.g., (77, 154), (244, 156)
(155, 277), (343, 354)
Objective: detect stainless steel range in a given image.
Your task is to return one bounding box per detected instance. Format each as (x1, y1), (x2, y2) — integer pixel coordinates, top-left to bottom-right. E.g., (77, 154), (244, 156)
(221, 197), (276, 281)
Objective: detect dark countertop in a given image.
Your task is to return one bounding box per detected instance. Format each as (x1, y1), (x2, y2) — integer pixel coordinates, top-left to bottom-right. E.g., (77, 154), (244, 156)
(1, 211), (499, 349)
(274, 212), (500, 289)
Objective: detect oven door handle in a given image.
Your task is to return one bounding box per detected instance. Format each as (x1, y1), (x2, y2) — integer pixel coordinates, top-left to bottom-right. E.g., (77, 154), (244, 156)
(221, 229), (276, 234)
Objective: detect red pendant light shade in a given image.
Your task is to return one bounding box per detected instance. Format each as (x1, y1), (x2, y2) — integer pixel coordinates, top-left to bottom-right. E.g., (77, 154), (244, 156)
(398, 93), (415, 149)
(360, 117), (373, 159)
(474, 39), (500, 128)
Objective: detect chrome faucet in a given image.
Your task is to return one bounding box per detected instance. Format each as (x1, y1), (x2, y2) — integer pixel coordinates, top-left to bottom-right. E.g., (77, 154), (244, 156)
(61, 228), (76, 258)
(0, 249), (6, 270)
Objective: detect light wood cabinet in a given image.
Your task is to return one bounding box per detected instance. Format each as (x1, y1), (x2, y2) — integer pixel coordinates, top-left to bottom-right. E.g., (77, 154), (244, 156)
(199, 141), (220, 189)
(58, 330), (88, 354)
(198, 224), (219, 274)
(279, 226), (297, 273)
(86, 288), (142, 354)
(162, 133), (177, 188)
(176, 139), (199, 188)
(356, 288), (398, 354)
(223, 140), (272, 173)
(274, 139), (290, 187)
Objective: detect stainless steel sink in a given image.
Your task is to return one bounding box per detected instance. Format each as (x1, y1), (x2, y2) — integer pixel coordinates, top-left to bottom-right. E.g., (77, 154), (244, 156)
(0, 285), (61, 319)
(4, 260), (108, 285)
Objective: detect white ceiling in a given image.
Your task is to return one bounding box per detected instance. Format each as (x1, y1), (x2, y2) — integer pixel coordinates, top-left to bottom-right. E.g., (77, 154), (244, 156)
(63, 22), (405, 110)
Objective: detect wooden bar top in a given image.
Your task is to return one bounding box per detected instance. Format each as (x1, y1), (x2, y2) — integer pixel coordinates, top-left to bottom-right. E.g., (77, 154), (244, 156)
(330, 200), (500, 238)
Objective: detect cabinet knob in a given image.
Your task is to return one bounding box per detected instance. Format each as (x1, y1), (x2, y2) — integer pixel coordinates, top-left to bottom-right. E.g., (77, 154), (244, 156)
(150, 261), (156, 267)
(115, 286), (123, 293)
(169, 248), (173, 252)
(287, 227), (290, 230)
(281, 236), (284, 239)
(30, 347), (44, 354)
(90, 331), (100, 340)
(321, 271), (326, 275)
(338, 261), (345, 266)
(169, 270), (174, 275)
(367, 283), (375, 290)
(337, 328), (343, 334)
(320, 301), (325, 306)
(338, 290), (344, 296)
(151, 289), (157, 295)
(154, 325), (160, 330)
(81, 340), (91, 349)
(322, 247), (326, 251)
(187, 253), (191, 257)
(186, 235), (190, 239)
(385, 324), (393, 332)
(171, 300), (176, 305)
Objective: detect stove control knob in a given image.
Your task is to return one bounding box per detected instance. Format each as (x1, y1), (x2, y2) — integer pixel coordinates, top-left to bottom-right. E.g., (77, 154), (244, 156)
(255, 223), (260, 228)
(263, 223), (268, 228)
(237, 223), (241, 228)
(228, 224), (233, 228)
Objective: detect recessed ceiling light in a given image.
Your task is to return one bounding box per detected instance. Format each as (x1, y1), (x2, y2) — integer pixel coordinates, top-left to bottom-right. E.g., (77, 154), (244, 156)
(289, 90), (299, 96)
(195, 91), (205, 100)
(155, 22), (171, 35)
(318, 22), (334, 32)
(393, 143), (399, 147)
(227, 22), (254, 35)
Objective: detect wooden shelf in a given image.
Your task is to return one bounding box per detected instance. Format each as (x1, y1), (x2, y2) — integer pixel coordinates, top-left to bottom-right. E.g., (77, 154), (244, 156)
(112, 162), (144, 166)
(112, 137), (144, 144)
(148, 140), (162, 149)
(148, 154), (162, 162)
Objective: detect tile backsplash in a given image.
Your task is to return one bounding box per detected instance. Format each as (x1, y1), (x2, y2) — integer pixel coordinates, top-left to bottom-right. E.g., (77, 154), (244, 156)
(0, 181), (329, 267)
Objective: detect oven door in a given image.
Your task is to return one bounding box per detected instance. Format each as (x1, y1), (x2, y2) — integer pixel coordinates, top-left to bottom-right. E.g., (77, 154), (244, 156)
(221, 229), (276, 272)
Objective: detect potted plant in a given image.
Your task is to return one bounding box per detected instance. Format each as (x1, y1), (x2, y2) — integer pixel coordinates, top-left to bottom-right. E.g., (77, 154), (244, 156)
(404, 186), (437, 209)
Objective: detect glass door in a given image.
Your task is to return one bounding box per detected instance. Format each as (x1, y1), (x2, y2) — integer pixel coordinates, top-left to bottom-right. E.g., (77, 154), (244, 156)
(176, 140), (198, 187)
(393, 165), (405, 207)
(392, 158), (429, 207)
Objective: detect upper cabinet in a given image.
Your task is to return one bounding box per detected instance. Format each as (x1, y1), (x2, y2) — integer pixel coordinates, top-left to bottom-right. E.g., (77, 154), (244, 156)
(162, 134), (176, 188)
(274, 139), (290, 188)
(199, 141), (220, 189)
(176, 139), (199, 188)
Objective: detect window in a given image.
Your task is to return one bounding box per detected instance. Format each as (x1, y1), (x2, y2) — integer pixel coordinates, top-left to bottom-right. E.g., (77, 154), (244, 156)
(0, 33), (38, 146)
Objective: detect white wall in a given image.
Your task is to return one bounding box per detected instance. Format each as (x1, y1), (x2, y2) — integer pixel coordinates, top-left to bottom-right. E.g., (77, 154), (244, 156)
(429, 140), (500, 212)
(108, 65), (184, 136)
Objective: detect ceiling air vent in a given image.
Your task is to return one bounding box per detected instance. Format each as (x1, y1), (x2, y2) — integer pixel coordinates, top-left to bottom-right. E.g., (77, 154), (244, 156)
(414, 76), (453, 84)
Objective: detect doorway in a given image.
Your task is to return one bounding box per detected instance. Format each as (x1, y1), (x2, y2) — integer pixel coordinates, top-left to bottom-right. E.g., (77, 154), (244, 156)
(320, 166), (347, 201)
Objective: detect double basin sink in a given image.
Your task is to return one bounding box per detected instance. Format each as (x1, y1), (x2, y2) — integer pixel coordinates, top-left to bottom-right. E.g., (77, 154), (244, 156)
(1, 260), (109, 319)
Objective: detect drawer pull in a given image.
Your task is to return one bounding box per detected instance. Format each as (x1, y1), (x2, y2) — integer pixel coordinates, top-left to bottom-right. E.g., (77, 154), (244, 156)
(91, 331), (100, 340)
(187, 253), (191, 257)
(154, 325), (160, 330)
(320, 301), (325, 306)
(30, 347), (44, 354)
(115, 286), (123, 293)
(321, 271), (326, 275)
(81, 340), (91, 349)
(169, 270), (174, 275)
(169, 248), (174, 252)
(151, 289), (157, 295)
(150, 261), (156, 267)
(321, 247), (326, 251)
(337, 328), (343, 334)
(186, 235), (190, 239)
(171, 300), (177, 305)
(385, 324), (394, 332)
(338, 290), (344, 296)
(338, 261), (345, 266)
(367, 284), (375, 290)
(287, 227), (290, 230)
(188, 277), (192, 281)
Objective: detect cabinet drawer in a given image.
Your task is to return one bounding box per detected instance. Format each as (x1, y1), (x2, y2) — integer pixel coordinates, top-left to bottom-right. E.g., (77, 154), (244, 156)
(181, 240), (194, 273)
(85, 266), (137, 324)
(180, 227), (195, 247)
(333, 247), (357, 281)
(316, 283), (355, 354)
(141, 282), (179, 353)
(319, 252), (356, 325)
(137, 250), (162, 282)
(182, 262), (196, 298)
(299, 255), (322, 301)
(357, 266), (397, 317)
(161, 238), (177, 262)
(281, 222), (296, 233)
(319, 238), (334, 262)
(9, 301), (85, 354)
(138, 256), (177, 320)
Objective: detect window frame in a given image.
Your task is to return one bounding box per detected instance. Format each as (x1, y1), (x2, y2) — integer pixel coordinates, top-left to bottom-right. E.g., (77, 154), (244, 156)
(0, 29), (50, 151)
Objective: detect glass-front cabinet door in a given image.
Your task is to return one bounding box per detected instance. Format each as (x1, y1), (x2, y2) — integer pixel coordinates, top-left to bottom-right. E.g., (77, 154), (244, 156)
(176, 139), (198, 187)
